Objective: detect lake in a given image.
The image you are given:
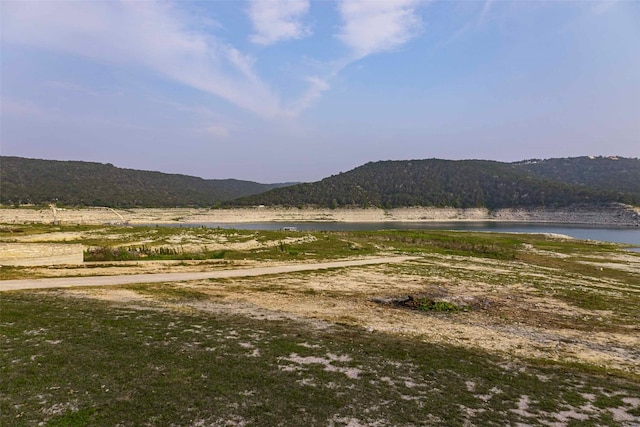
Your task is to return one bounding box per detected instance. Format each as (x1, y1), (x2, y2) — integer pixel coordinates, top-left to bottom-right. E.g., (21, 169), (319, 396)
(158, 222), (640, 247)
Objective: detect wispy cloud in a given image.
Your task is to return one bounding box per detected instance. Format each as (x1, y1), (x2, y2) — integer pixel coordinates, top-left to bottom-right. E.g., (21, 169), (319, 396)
(283, 0), (424, 115)
(435, 0), (494, 49)
(285, 75), (332, 116)
(2, 1), (282, 117)
(43, 81), (105, 97)
(477, 0), (494, 26)
(0, 99), (50, 119)
(337, 0), (423, 59)
(200, 124), (231, 138)
(590, 0), (619, 15)
(0, 98), (147, 130)
(145, 95), (237, 138)
(248, 0), (310, 46)
(2, 0), (426, 119)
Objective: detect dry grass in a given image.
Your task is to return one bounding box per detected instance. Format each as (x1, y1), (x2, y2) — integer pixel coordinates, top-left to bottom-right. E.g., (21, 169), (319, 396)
(2, 223), (639, 425)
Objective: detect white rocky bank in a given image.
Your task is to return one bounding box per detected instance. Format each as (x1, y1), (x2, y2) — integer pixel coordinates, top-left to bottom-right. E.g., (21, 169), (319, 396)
(1, 204), (639, 226)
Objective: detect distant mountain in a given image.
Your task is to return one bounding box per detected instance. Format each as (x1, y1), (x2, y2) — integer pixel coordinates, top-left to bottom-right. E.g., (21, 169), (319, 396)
(229, 157), (640, 209)
(0, 157), (293, 207)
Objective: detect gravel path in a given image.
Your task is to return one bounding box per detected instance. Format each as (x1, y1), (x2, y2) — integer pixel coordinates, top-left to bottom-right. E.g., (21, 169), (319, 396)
(0, 256), (416, 291)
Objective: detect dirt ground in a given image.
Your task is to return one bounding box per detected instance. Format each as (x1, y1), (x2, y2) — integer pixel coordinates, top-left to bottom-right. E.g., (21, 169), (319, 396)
(2, 216), (638, 378)
(0, 256), (414, 290)
(39, 253), (639, 377)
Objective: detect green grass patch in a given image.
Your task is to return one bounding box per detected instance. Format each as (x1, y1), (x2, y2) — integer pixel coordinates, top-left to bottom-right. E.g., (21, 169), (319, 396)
(84, 246), (228, 262)
(417, 299), (465, 312)
(46, 408), (95, 427)
(2, 292), (639, 426)
(554, 288), (611, 311)
(0, 266), (37, 280)
(389, 295), (468, 313)
(350, 230), (525, 259)
(6, 223), (634, 267)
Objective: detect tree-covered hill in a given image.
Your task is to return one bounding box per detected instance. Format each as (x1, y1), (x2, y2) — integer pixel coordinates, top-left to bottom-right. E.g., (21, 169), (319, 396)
(514, 156), (640, 196)
(0, 157), (292, 207)
(3, 156), (638, 209)
(230, 157), (640, 209)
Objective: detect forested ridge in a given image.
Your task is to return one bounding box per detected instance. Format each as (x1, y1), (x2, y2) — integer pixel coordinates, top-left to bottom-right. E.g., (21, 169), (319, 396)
(0, 157), (293, 207)
(230, 157), (640, 209)
(515, 156), (640, 195)
(2, 156), (638, 209)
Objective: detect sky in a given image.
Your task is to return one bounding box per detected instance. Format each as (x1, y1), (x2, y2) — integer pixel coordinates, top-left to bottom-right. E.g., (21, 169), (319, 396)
(1, 0), (639, 183)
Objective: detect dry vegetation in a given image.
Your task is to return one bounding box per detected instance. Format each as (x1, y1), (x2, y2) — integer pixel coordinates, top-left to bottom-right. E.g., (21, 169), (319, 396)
(2, 222), (639, 425)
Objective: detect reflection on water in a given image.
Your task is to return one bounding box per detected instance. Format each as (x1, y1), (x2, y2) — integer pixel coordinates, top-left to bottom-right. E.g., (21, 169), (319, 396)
(153, 221), (640, 246)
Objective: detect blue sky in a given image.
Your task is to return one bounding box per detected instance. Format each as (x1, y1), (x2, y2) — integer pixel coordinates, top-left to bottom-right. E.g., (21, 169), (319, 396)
(1, 0), (638, 182)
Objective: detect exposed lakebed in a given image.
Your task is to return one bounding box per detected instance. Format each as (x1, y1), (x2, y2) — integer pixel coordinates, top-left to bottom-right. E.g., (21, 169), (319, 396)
(153, 221), (640, 246)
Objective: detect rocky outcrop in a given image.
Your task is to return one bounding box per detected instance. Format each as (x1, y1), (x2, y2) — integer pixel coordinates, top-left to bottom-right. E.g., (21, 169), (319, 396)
(489, 204), (640, 226)
(0, 243), (84, 266)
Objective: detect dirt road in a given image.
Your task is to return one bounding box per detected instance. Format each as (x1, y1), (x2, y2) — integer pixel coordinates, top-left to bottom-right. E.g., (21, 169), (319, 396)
(0, 256), (415, 291)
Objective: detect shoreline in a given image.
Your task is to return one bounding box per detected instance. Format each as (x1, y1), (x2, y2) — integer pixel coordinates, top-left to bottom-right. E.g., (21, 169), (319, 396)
(1, 205), (639, 227)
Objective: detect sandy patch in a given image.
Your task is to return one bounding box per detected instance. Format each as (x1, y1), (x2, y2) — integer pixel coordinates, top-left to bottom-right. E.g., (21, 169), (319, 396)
(280, 353), (362, 379)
